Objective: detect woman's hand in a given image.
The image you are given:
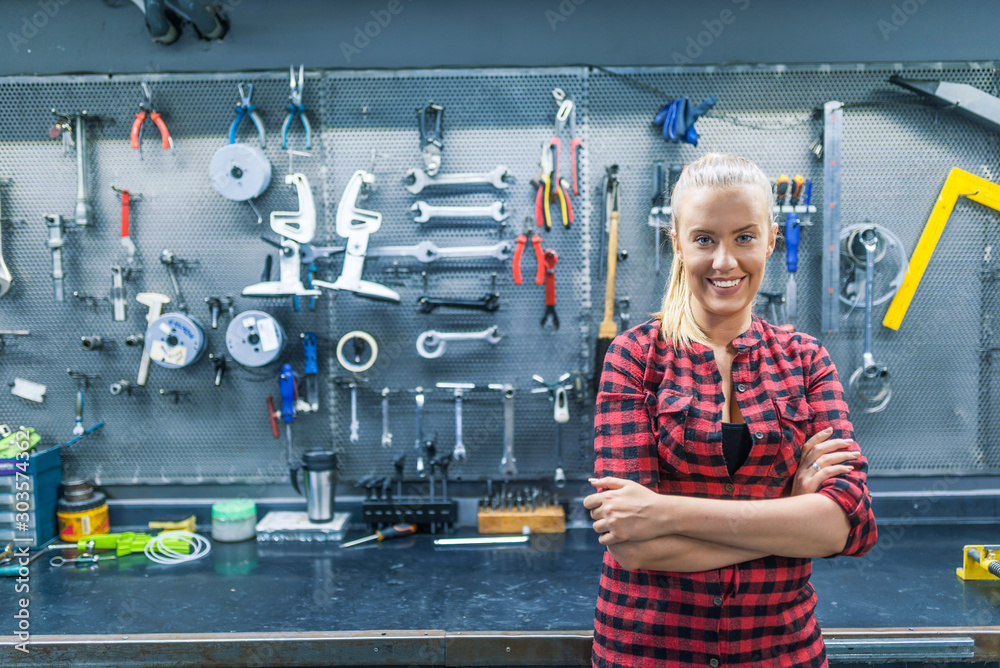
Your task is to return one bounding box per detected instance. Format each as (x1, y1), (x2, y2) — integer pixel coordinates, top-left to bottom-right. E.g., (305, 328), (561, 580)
(583, 477), (666, 545)
(791, 427), (860, 496)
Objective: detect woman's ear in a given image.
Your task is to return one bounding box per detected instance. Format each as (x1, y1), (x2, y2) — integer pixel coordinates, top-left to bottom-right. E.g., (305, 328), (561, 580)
(670, 229), (682, 262)
(765, 222), (778, 258)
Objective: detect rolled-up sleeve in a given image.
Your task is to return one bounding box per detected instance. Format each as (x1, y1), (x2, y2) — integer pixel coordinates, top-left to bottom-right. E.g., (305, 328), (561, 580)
(593, 332), (659, 492)
(806, 343), (878, 557)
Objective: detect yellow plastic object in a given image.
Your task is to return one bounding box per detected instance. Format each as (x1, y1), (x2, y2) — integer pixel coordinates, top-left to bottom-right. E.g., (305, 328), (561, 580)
(956, 544), (1000, 580)
(148, 515), (197, 533)
(884, 168), (1000, 330)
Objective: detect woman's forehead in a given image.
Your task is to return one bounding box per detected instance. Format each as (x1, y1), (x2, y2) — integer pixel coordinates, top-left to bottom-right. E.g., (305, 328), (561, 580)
(675, 185), (771, 232)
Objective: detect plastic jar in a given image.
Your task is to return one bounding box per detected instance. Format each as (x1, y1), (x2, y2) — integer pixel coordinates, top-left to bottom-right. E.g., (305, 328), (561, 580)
(211, 499), (257, 542)
(57, 480), (110, 541)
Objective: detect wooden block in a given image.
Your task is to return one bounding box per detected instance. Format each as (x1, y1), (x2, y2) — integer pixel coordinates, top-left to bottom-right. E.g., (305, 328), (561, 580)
(477, 506), (565, 534)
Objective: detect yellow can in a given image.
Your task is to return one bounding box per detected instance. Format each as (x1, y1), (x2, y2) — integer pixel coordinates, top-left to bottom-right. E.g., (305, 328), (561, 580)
(57, 480), (110, 541)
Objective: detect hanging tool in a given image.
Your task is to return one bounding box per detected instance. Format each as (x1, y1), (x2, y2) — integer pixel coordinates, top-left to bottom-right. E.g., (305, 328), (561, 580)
(652, 96), (717, 145)
(111, 186), (139, 265)
(347, 381), (360, 443)
(785, 174), (805, 327)
(822, 101), (844, 334)
(380, 388), (392, 448)
(889, 75), (1000, 136)
(513, 217), (545, 286)
(51, 110), (94, 227)
(884, 167), (1000, 330)
(594, 166), (620, 391)
(340, 523), (416, 549)
(44, 214), (66, 302)
(532, 373), (572, 487)
(209, 353), (226, 387)
(0, 186), (11, 297)
(49, 532), (190, 556)
(282, 65), (311, 150)
(758, 291), (789, 329)
(159, 249), (194, 312)
(648, 161), (666, 275)
(552, 88), (581, 195)
(404, 165), (511, 194)
(413, 388), (427, 477)
(540, 249), (559, 329)
(417, 101), (444, 176)
(336, 330), (378, 373)
(266, 363), (297, 468)
(436, 383), (474, 461)
(848, 226), (891, 413)
(229, 83), (266, 148)
(315, 170), (400, 302)
(299, 333), (319, 413)
(135, 292), (170, 386)
(67, 370), (100, 439)
(496, 384), (517, 481)
(534, 141), (571, 231)
(226, 310), (287, 368)
(110, 266), (127, 321)
(416, 326), (502, 359)
(130, 83), (172, 158)
(410, 200), (508, 224)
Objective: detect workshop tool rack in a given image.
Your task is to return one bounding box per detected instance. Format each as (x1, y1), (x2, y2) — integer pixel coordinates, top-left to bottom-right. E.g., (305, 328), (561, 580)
(0, 62), (997, 485)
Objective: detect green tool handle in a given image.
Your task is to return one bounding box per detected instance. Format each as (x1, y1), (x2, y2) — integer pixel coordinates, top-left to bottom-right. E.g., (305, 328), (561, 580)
(68, 532), (190, 555)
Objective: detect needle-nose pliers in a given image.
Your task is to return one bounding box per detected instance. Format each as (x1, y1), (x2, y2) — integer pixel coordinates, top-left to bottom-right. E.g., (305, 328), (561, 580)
(130, 83), (172, 157)
(282, 65), (312, 150)
(229, 83), (266, 148)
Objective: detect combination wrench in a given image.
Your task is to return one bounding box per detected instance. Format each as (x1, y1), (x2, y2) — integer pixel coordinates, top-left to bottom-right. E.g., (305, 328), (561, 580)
(437, 383), (474, 461)
(417, 292), (500, 313)
(300, 240), (513, 264)
(848, 226), (891, 413)
(416, 326), (502, 359)
(488, 384), (517, 481)
(404, 165), (511, 195)
(380, 388), (392, 448)
(410, 201), (509, 223)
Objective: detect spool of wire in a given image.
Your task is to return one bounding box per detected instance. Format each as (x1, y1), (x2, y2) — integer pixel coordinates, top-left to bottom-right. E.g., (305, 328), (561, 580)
(143, 530), (211, 565)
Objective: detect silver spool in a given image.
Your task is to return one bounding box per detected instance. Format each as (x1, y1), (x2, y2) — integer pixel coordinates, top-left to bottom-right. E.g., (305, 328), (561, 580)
(209, 144), (272, 201)
(225, 310), (287, 367)
(147, 313), (207, 369)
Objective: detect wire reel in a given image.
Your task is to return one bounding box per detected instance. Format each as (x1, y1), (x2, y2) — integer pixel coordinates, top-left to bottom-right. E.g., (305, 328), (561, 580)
(209, 144), (272, 201)
(147, 313), (207, 369)
(226, 310), (286, 367)
(336, 331), (378, 373)
(838, 222), (908, 311)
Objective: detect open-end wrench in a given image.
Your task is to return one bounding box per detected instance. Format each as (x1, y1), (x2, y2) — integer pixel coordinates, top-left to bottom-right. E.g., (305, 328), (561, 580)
(44, 215), (66, 302)
(404, 165), (511, 195)
(111, 266), (127, 321)
(417, 292), (500, 313)
(414, 388), (426, 477)
(368, 240), (512, 263)
(416, 326), (502, 359)
(71, 113), (92, 227)
(488, 384), (517, 480)
(348, 382), (360, 443)
(160, 250), (187, 312)
(380, 387), (392, 448)
(411, 201), (509, 223)
(0, 192), (10, 297)
(436, 383), (474, 461)
(849, 226), (892, 413)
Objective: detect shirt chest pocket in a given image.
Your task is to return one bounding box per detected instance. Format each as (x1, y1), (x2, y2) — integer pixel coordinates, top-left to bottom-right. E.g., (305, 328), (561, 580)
(647, 390), (693, 477)
(770, 395), (815, 478)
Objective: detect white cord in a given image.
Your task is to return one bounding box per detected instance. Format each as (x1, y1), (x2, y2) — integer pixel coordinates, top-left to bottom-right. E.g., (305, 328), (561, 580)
(143, 530), (212, 565)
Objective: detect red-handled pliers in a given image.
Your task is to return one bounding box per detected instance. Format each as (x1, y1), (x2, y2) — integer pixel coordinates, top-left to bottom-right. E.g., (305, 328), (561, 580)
(130, 83), (172, 158)
(513, 218), (545, 286)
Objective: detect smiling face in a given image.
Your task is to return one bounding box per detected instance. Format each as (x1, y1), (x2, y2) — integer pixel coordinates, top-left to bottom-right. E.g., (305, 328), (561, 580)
(671, 185), (777, 336)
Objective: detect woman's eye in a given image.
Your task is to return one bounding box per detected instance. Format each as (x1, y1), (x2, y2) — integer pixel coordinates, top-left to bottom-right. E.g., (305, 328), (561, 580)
(737, 234), (755, 243)
(694, 236), (712, 245)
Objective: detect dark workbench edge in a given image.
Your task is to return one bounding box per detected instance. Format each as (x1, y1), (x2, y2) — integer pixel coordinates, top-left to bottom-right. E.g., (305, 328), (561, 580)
(4, 627), (1000, 667)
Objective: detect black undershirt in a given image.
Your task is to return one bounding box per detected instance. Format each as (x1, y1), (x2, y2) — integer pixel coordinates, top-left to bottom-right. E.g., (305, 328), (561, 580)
(721, 422), (753, 477)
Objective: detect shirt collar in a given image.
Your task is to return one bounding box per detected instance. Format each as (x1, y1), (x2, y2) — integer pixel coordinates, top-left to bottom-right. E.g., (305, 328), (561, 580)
(732, 314), (765, 352)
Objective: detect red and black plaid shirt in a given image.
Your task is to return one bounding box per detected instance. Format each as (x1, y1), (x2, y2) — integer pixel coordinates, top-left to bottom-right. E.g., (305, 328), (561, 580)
(592, 316), (877, 668)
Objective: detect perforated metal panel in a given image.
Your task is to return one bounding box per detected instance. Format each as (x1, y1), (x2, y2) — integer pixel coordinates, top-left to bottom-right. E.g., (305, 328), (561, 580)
(0, 63), (997, 484)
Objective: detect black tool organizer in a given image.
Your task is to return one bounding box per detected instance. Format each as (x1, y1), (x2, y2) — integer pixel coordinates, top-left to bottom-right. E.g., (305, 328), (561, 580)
(0, 63), (997, 486)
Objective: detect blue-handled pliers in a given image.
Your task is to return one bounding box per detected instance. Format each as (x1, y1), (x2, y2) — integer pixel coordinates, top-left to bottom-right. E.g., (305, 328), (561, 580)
(229, 82), (266, 148)
(282, 65), (311, 150)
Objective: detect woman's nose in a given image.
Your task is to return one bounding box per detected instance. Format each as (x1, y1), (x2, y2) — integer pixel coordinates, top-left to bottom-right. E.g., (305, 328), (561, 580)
(713, 245), (738, 270)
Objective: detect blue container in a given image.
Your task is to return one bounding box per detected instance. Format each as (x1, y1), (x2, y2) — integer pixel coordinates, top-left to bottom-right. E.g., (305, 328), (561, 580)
(0, 445), (62, 547)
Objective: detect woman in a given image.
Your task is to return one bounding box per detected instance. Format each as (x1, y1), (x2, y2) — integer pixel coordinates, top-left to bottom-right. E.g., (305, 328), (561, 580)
(584, 153), (877, 667)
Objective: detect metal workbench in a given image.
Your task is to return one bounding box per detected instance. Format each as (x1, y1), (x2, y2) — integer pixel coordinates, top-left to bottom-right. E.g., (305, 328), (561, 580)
(4, 516), (1000, 667)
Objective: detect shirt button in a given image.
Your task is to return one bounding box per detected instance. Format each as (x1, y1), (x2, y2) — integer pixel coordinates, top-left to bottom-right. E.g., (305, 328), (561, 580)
(737, 383), (747, 392)
(713, 597), (723, 606)
(754, 431), (764, 440)
(710, 659), (720, 667)
(724, 483), (734, 492)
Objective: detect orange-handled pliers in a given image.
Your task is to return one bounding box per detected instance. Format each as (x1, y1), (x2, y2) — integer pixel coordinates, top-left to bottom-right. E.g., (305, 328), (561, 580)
(535, 141), (569, 231)
(513, 218), (544, 286)
(130, 83), (172, 158)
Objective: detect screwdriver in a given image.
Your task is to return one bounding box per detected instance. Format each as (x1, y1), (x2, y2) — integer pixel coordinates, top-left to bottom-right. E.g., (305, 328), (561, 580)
(340, 523), (416, 549)
(785, 175), (806, 327)
(279, 363), (296, 467)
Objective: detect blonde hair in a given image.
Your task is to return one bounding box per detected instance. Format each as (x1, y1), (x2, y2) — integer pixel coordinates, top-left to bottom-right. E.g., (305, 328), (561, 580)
(656, 153), (774, 350)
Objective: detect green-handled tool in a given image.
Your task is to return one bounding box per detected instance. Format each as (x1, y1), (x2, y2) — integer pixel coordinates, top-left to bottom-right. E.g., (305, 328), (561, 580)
(340, 523), (416, 549)
(50, 532), (190, 556)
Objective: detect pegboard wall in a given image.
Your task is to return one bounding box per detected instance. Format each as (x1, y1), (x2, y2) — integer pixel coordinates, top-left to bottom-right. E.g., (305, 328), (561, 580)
(0, 63), (997, 485)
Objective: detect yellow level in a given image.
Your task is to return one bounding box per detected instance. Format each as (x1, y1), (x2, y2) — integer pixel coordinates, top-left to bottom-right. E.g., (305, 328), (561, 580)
(883, 168), (1000, 330)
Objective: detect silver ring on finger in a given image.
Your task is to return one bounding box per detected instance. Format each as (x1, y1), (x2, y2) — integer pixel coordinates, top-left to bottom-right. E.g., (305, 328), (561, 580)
(811, 462), (821, 472)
